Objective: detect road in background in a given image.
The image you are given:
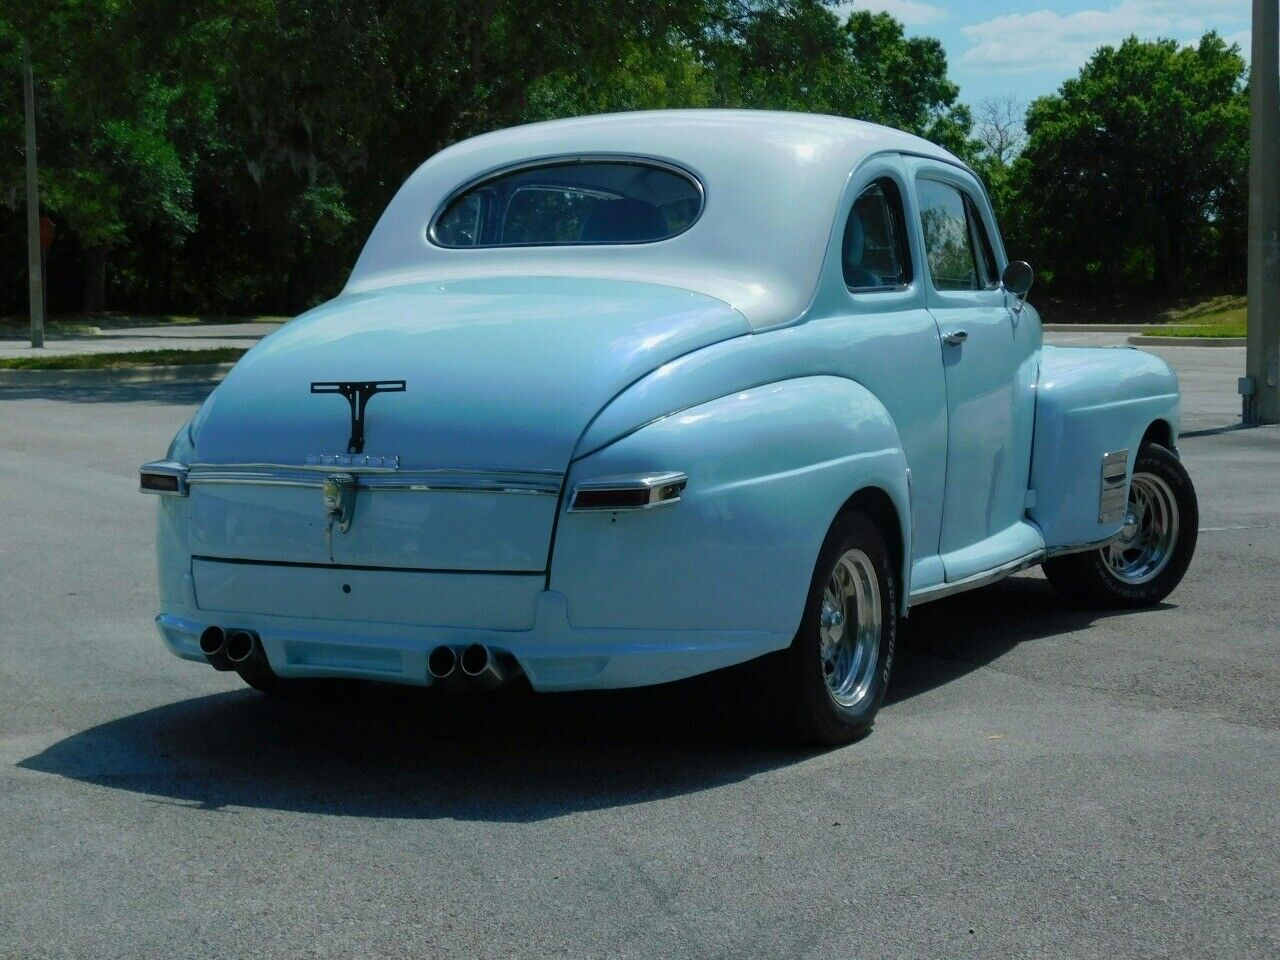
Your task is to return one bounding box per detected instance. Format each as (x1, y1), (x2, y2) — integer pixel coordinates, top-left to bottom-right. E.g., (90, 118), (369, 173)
(1, 342), (1275, 959)
(0, 321), (283, 359)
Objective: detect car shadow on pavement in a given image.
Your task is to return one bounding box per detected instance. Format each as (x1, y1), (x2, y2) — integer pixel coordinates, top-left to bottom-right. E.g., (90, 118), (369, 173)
(18, 670), (818, 823)
(18, 575), (1158, 823)
(889, 572), (1165, 705)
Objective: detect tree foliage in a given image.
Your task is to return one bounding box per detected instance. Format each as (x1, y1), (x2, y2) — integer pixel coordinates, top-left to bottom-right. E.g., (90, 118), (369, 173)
(1012, 32), (1249, 295)
(0, 4), (1250, 315)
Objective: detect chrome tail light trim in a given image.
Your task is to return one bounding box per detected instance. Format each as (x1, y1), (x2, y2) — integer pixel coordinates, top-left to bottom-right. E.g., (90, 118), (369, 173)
(568, 471), (688, 512)
(139, 460), (190, 496)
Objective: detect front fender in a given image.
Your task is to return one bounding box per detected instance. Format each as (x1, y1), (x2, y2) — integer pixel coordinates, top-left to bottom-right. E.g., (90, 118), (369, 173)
(1031, 345), (1181, 548)
(550, 376), (910, 638)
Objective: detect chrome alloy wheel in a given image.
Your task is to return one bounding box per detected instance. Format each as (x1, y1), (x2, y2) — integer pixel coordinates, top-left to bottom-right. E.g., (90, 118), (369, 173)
(1105, 472), (1180, 585)
(818, 548), (882, 708)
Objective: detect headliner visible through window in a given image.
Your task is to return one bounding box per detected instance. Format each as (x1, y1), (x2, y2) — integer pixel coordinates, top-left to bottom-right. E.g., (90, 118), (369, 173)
(431, 159), (703, 248)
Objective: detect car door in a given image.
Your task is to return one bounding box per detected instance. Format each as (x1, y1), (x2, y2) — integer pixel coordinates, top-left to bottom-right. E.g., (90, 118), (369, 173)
(807, 154), (950, 594)
(905, 160), (1041, 581)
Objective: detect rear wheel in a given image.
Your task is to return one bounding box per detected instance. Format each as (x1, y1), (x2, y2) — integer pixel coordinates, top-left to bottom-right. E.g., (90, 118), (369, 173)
(1043, 441), (1197, 608)
(769, 510), (898, 745)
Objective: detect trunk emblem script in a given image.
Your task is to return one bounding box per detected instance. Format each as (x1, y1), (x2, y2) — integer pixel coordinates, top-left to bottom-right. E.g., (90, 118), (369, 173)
(310, 380), (406, 455)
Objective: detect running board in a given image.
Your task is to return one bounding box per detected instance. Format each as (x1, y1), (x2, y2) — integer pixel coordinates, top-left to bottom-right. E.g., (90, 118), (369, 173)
(908, 534), (1121, 607)
(908, 551), (1045, 606)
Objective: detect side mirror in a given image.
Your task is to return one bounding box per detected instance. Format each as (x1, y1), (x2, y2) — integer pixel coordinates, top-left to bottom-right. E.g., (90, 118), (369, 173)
(1001, 260), (1034, 314)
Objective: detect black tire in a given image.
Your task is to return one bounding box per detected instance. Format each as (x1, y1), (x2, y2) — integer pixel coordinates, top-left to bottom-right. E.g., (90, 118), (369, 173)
(1043, 441), (1197, 608)
(768, 510), (898, 745)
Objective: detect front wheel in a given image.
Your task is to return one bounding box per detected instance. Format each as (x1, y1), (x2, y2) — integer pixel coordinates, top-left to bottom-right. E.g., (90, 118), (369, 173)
(767, 510), (898, 745)
(1043, 441), (1198, 608)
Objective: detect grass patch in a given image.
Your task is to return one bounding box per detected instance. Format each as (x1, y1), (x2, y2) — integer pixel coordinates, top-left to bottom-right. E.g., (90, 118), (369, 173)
(1164, 294), (1246, 326)
(0, 348), (247, 371)
(1141, 324), (1245, 338)
(1038, 291), (1247, 327)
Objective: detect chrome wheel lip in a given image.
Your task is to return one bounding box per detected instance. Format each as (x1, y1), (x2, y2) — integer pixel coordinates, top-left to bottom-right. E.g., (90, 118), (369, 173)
(819, 548), (882, 709)
(1104, 471), (1179, 585)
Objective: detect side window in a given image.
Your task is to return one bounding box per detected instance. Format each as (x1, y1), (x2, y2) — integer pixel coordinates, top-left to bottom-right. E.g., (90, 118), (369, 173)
(917, 178), (990, 292)
(843, 178), (912, 291)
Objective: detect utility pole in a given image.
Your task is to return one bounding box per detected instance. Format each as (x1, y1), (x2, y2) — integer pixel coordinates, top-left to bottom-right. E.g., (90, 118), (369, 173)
(1244, 0), (1279, 423)
(22, 36), (45, 349)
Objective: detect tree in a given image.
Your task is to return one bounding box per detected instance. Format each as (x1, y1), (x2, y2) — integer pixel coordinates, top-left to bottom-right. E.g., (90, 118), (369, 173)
(1, 0), (977, 316)
(975, 95), (1024, 166)
(2, 3), (213, 311)
(1015, 32), (1249, 296)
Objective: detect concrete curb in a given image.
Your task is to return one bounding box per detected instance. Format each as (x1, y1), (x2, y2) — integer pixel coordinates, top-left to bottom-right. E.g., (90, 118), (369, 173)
(1043, 323), (1154, 332)
(1128, 335), (1245, 348)
(0, 362), (235, 387)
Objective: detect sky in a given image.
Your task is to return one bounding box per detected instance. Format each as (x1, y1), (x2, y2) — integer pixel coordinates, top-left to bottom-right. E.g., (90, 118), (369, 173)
(838, 0), (1253, 108)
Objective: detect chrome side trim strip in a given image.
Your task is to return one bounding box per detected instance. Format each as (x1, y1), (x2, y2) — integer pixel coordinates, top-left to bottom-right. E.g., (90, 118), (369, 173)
(1044, 532), (1123, 559)
(185, 464), (563, 495)
(189, 460), (559, 477)
(908, 550), (1045, 607)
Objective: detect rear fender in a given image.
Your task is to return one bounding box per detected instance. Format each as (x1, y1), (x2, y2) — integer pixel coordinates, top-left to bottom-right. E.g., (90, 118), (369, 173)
(1031, 346), (1180, 549)
(550, 376), (911, 638)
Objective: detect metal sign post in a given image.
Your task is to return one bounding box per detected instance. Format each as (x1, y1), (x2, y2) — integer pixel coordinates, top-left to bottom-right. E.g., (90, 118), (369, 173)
(1244, 0), (1280, 424)
(22, 37), (46, 350)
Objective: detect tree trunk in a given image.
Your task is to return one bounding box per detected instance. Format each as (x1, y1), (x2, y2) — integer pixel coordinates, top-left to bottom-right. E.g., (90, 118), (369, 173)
(83, 247), (106, 313)
(1166, 217), (1182, 297)
(285, 232), (306, 315)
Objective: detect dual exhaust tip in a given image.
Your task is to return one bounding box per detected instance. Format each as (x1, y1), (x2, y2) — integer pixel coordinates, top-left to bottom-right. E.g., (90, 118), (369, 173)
(199, 625), (264, 672)
(201, 627), (507, 691)
(428, 643), (506, 690)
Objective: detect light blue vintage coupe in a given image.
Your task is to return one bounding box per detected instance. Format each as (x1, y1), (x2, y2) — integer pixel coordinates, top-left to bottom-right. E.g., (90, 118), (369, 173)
(141, 110), (1197, 743)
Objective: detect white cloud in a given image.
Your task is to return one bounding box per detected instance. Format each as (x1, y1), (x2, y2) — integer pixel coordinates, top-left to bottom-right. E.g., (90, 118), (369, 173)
(1225, 29), (1252, 56)
(959, 0), (1250, 74)
(830, 1), (949, 27)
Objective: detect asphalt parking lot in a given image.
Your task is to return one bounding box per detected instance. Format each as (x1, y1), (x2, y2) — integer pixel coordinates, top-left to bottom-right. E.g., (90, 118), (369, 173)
(1, 340), (1276, 959)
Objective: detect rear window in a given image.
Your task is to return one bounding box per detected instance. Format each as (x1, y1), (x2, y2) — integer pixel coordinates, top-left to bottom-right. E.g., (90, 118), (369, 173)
(431, 159), (703, 248)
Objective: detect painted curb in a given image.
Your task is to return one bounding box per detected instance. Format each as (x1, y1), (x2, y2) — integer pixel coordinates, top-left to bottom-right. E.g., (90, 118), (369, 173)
(0, 362), (235, 388)
(1127, 335), (1245, 348)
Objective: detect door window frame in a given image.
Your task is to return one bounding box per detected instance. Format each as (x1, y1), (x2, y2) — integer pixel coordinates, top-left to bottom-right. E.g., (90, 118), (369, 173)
(818, 154), (926, 318)
(842, 177), (914, 294)
(905, 161), (1009, 311)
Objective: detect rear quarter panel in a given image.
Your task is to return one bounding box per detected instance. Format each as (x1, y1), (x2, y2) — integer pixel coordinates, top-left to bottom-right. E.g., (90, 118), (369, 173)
(552, 376), (910, 634)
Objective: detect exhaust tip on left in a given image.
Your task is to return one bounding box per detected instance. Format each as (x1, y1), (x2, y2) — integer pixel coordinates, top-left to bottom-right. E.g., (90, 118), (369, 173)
(198, 625), (235, 671)
(428, 645), (458, 680)
(199, 626), (226, 656)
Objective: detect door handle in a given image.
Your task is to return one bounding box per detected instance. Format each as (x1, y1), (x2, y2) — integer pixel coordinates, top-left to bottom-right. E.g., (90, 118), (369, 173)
(943, 329), (969, 346)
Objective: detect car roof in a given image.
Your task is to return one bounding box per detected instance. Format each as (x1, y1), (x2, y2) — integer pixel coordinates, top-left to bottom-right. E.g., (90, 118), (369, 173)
(346, 110), (969, 328)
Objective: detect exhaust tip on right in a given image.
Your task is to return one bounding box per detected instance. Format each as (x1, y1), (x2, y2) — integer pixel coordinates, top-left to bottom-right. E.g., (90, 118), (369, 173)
(428, 645), (457, 679)
(225, 629), (256, 664)
(459, 644), (490, 677)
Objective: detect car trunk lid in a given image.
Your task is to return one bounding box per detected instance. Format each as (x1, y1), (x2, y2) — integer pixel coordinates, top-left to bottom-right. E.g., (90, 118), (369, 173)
(185, 276), (748, 571)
